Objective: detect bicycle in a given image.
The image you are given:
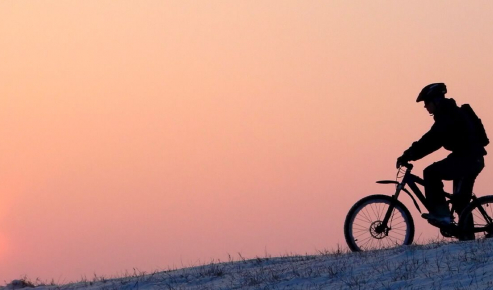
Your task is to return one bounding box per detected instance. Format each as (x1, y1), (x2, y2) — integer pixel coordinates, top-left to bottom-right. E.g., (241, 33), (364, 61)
(344, 162), (493, 252)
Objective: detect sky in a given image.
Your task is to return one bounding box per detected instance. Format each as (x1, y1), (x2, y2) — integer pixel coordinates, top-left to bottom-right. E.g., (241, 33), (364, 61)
(1, 0), (493, 283)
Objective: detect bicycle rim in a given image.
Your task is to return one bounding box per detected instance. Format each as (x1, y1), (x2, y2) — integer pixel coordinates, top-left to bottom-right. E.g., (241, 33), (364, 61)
(345, 195), (414, 251)
(460, 195), (493, 240)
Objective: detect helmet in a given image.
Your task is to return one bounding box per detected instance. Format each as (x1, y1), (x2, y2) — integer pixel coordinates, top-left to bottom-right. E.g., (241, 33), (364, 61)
(416, 83), (447, 103)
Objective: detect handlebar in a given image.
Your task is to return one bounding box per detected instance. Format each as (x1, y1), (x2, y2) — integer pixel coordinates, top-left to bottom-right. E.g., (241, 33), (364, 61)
(400, 162), (414, 170)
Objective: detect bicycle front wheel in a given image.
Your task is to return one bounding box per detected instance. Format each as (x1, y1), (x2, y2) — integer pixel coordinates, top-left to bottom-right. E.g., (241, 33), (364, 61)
(458, 195), (493, 240)
(344, 194), (415, 252)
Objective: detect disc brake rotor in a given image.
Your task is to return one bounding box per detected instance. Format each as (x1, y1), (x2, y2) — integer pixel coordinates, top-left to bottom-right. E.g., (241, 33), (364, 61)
(370, 221), (387, 239)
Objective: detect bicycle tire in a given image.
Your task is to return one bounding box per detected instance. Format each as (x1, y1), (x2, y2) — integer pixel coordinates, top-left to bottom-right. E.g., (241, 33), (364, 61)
(344, 194), (415, 252)
(458, 195), (493, 240)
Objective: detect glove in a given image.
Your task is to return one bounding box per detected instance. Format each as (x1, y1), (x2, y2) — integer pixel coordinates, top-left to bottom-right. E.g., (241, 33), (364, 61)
(396, 154), (410, 169)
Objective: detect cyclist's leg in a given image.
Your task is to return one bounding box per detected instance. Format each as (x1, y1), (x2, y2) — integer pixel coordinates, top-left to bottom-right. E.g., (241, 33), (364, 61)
(454, 178), (476, 214)
(423, 155), (479, 218)
(454, 157), (485, 240)
(423, 158), (454, 217)
(454, 156), (484, 213)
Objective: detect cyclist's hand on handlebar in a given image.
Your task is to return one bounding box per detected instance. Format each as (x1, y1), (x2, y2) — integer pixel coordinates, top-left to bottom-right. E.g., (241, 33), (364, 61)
(396, 155), (410, 169)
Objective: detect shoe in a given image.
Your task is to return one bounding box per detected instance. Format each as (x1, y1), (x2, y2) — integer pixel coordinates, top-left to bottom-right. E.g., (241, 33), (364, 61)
(422, 213), (452, 225)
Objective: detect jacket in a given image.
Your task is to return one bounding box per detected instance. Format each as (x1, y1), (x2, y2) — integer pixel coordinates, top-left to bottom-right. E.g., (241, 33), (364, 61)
(404, 98), (487, 161)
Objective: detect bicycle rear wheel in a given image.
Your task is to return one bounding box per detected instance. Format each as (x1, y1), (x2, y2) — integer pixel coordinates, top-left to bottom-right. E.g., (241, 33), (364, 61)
(458, 195), (493, 240)
(344, 194), (415, 252)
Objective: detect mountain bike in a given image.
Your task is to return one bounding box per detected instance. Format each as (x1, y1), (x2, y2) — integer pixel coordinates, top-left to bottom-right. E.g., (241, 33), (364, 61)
(344, 162), (493, 252)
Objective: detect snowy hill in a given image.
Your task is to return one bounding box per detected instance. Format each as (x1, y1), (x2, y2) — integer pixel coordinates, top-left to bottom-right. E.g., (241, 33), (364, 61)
(4, 240), (493, 290)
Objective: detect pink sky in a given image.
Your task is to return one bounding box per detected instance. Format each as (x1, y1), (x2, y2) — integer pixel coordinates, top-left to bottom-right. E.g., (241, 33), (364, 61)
(1, 1), (493, 283)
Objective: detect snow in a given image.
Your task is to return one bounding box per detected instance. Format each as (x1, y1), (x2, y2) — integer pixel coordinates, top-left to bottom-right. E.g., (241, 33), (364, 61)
(4, 239), (493, 289)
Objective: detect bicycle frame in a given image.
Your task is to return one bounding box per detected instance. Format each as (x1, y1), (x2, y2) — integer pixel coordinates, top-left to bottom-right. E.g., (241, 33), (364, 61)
(375, 162), (488, 236)
(376, 163), (428, 216)
(344, 161), (493, 251)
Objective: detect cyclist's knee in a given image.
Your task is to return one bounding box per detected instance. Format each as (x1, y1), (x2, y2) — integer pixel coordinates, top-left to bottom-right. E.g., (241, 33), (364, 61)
(424, 164), (441, 180)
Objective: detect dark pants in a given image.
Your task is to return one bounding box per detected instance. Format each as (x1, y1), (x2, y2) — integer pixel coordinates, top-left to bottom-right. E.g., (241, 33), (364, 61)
(423, 154), (484, 216)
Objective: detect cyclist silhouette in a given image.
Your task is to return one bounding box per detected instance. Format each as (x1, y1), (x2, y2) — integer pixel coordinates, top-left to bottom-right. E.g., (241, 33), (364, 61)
(396, 83), (487, 225)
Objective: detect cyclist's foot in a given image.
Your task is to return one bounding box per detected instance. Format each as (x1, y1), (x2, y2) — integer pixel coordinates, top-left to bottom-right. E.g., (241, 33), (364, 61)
(422, 213), (452, 225)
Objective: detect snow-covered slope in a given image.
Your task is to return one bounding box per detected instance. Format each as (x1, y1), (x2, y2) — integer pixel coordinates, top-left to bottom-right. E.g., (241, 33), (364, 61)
(4, 239), (493, 289)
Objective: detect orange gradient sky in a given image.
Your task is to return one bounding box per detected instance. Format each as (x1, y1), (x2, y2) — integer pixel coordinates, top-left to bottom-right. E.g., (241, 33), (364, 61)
(1, 1), (493, 282)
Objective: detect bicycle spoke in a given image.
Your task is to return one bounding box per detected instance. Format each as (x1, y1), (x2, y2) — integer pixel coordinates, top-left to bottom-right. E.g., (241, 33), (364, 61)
(458, 196), (493, 240)
(345, 196), (413, 251)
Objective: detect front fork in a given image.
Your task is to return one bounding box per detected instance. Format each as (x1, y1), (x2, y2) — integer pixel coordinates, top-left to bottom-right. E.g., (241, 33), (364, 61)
(375, 183), (405, 235)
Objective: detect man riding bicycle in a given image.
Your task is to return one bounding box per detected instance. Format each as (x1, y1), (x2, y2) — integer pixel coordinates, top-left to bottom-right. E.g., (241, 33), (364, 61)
(396, 83), (487, 225)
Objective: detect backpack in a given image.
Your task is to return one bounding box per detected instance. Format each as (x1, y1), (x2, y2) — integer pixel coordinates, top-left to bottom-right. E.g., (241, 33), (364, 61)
(461, 103), (489, 147)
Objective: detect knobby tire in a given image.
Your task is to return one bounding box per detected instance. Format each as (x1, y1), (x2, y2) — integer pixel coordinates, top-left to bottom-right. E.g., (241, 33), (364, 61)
(458, 195), (493, 240)
(344, 194), (415, 252)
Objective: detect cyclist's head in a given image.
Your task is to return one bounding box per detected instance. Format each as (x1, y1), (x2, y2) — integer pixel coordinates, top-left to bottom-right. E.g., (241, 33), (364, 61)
(416, 83), (447, 104)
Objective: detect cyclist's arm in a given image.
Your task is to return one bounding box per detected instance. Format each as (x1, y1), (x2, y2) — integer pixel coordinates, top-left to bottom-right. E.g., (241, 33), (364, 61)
(405, 123), (443, 161)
